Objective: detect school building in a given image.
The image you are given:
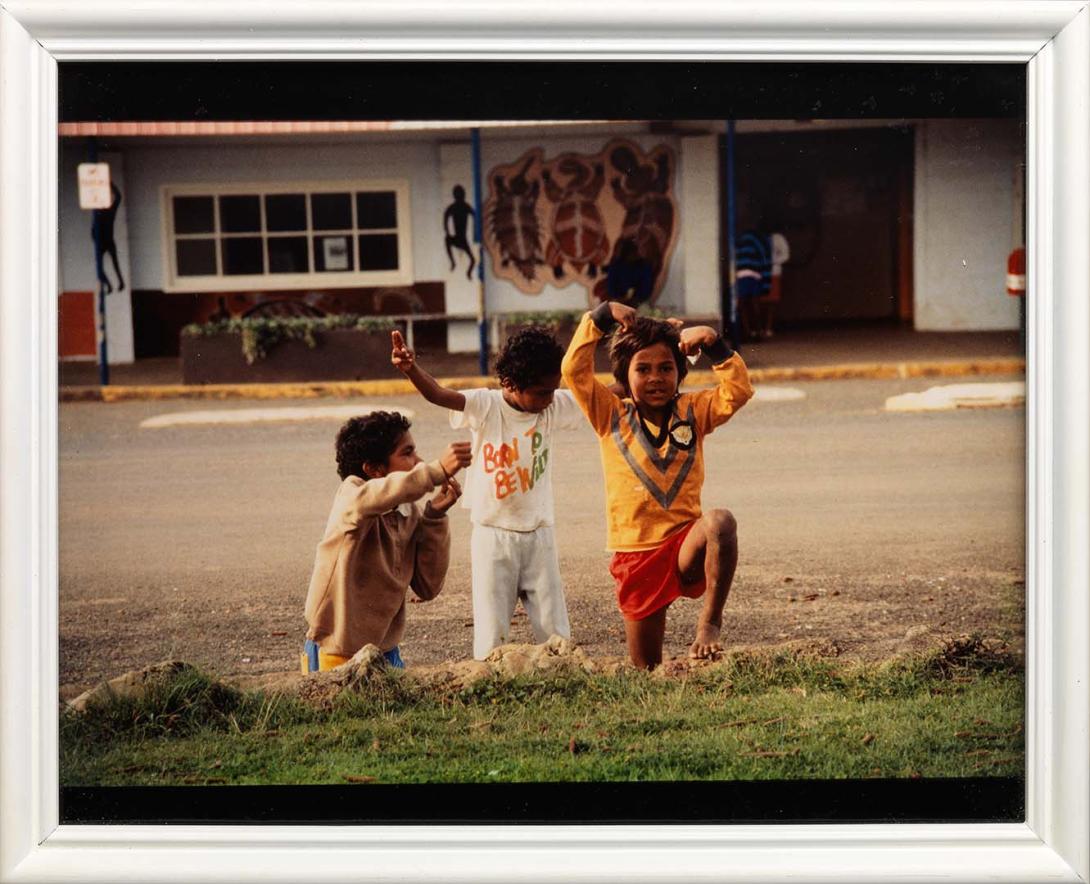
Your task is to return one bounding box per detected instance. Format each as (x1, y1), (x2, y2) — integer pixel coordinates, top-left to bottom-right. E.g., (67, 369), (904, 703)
(57, 118), (1024, 364)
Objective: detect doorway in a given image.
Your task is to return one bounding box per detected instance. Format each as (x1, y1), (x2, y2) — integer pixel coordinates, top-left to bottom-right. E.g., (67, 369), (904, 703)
(726, 126), (914, 325)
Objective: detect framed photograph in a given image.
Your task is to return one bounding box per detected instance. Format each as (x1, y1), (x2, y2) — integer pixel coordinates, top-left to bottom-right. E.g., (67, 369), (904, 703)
(1, 1), (1087, 881)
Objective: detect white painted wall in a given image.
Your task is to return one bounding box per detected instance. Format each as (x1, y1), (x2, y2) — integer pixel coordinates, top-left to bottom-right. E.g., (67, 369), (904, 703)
(438, 141), (484, 354)
(680, 134), (721, 318)
(913, 119), (1024, 331)
(59, 146), (135, 363)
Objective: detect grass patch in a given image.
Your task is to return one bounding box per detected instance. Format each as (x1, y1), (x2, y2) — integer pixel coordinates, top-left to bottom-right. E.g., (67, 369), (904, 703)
(60, 639), (1024, 785)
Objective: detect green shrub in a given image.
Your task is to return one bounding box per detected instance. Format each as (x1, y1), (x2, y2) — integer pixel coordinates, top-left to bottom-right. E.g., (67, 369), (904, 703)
(501, 310), (584, 330)
(500, 306), (668, 332)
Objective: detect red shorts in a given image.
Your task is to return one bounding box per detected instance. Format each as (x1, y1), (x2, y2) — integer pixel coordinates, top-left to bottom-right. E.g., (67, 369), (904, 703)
(609, 522), (705, 621)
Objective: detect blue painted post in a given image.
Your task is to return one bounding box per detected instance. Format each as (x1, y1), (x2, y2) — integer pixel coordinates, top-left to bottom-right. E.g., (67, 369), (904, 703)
(88, 138), (110, 386)
(471, 128), (489, 377)
(723, 120), (740, 353)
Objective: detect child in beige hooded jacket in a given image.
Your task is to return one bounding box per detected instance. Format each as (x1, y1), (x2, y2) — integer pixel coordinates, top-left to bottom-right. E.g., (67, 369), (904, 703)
(302, 411), (471, 671)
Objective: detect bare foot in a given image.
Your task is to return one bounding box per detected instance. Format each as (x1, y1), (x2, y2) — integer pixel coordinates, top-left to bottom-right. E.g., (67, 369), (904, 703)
(689, 622), (723, 659)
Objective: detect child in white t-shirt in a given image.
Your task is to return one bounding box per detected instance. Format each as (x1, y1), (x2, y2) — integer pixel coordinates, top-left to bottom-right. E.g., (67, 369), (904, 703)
(392, 327), (583, 659)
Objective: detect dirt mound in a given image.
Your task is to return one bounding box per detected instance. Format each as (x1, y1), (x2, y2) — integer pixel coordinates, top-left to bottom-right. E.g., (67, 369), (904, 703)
(285, 635), (609, 704)
(66, 660), (195, 713)
(69, 634), (1012, 715)
(234, 636), (849, 703)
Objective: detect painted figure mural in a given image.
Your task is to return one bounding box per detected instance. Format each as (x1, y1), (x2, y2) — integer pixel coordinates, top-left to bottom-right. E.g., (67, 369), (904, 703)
(443, 185), (477, 280)
(482, 139), (678, 305)
(91, 183), (126, 294)
(487, 152), (546, 284)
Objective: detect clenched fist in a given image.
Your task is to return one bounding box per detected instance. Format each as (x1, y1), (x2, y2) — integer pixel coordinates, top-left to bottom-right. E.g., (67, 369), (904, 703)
(678, 325), (719, 357)
(439, 440), (472, 478)
(608, 301), (638, 330)
(427, 475), (463, 515)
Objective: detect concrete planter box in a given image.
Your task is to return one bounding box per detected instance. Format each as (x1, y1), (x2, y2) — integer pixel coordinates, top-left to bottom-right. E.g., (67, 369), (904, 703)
(180, 327), (395, 384)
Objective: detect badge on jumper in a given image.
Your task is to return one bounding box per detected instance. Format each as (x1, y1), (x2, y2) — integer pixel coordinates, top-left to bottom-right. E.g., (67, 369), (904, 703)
(668, 420), (695, 450)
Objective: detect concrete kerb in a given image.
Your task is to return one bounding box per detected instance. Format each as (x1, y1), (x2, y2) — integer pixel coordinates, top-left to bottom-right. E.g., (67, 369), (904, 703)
(59, 357), (1026, 403)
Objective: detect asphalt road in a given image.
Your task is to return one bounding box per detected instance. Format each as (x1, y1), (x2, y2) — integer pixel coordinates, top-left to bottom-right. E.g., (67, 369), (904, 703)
(58, 375), (1026, 693)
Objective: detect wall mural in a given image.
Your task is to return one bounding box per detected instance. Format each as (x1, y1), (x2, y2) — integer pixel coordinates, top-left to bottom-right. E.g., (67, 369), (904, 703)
(483, 139), (678, 306)
(443, 185), (478, 279)
(91, 183), (126, 294)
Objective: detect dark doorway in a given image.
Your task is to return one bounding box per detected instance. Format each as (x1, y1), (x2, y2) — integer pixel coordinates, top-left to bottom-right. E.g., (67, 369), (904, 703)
(727, 126), (914, 324)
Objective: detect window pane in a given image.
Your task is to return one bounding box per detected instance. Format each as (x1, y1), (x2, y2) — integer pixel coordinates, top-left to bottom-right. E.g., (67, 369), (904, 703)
(175, 239), (217, 276)
(358, 233), (399, 271)
(311, 193), (352, 230)
(173, 196), (214, 234)
(266, 194), (307, 232)
(356, 191), (397, 229)
(222, 237), (264, 275)
(267, 236), (309, 274)
(219, 195), (261, 233)
(313, 235), (354, 272)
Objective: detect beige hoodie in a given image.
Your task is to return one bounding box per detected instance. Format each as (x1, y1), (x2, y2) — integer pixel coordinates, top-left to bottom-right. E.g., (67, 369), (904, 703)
(304, 460), (450, 656)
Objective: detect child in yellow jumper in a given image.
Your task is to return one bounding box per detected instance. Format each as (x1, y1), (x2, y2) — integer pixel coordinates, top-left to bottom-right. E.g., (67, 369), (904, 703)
(560, 301), (754, 669)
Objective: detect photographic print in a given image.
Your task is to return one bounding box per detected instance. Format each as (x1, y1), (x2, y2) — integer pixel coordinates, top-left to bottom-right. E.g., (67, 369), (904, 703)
(52, 62), (1030, 824)
(3, 3), (1088, 881)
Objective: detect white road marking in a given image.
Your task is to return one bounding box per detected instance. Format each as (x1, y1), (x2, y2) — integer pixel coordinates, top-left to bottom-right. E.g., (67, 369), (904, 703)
(751, 386), (807, 402)
(885, 382), (1025, 413)
(140, 404), (414, 429)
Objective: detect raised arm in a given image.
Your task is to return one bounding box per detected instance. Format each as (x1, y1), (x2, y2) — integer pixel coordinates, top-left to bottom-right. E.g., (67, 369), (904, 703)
(391, 329), (466, 411)
(339, 460), (444, 524)
(408, 504), (452, 601)
(560, 301), (635, 437)
(679, 325), (754, 433)
(340, 443), (472, 525)
(410, 467), (465, 600)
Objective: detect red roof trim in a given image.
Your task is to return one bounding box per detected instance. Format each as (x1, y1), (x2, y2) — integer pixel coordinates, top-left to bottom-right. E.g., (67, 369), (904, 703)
(58, 120), (617, 137)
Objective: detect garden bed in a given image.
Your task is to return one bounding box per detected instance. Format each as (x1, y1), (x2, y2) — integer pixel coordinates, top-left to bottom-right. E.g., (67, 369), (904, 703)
(180, 316), (397, 384)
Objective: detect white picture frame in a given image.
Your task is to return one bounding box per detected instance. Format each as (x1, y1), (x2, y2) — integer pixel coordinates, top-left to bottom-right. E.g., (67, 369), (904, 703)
(1, 1), (1087, 881)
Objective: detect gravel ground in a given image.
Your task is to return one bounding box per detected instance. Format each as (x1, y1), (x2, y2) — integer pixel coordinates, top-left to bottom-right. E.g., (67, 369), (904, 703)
(58, 375), (1026, 699)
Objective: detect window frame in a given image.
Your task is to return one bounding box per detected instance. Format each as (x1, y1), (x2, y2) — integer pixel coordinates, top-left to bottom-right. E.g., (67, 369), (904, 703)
(158, 179), (413, 292)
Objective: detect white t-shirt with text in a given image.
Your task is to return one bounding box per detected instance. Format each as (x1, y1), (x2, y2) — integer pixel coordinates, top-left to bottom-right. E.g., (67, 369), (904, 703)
(449, 388), (583, 531)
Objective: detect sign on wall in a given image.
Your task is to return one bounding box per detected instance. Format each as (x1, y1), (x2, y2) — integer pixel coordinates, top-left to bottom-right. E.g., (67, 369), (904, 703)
(77, 163), (112, 209)
(482, 139), (679, 306)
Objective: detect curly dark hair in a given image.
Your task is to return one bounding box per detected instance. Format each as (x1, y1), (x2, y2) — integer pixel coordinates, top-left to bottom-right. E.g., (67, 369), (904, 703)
(495, 326), (564, 390)
(335, 411), (411, 480)
(609, 317), (689, 394)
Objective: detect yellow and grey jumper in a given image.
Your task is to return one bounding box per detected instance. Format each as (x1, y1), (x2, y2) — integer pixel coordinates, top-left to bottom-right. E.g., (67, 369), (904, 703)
(560, 305), (754, 553)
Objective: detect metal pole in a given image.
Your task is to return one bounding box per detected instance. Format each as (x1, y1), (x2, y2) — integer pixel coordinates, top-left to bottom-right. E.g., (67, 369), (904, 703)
(723, 120), (740, 353)
(88, 138), (110, 386)
(471, 127), (489, 377)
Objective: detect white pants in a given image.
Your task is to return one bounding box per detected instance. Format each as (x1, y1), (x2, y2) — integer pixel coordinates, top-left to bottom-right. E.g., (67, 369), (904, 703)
(470, 523), (571, 660)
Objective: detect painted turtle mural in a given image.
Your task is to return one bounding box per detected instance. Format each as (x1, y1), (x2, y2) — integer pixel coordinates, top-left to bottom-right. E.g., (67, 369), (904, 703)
(482, 138), (679, 306)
